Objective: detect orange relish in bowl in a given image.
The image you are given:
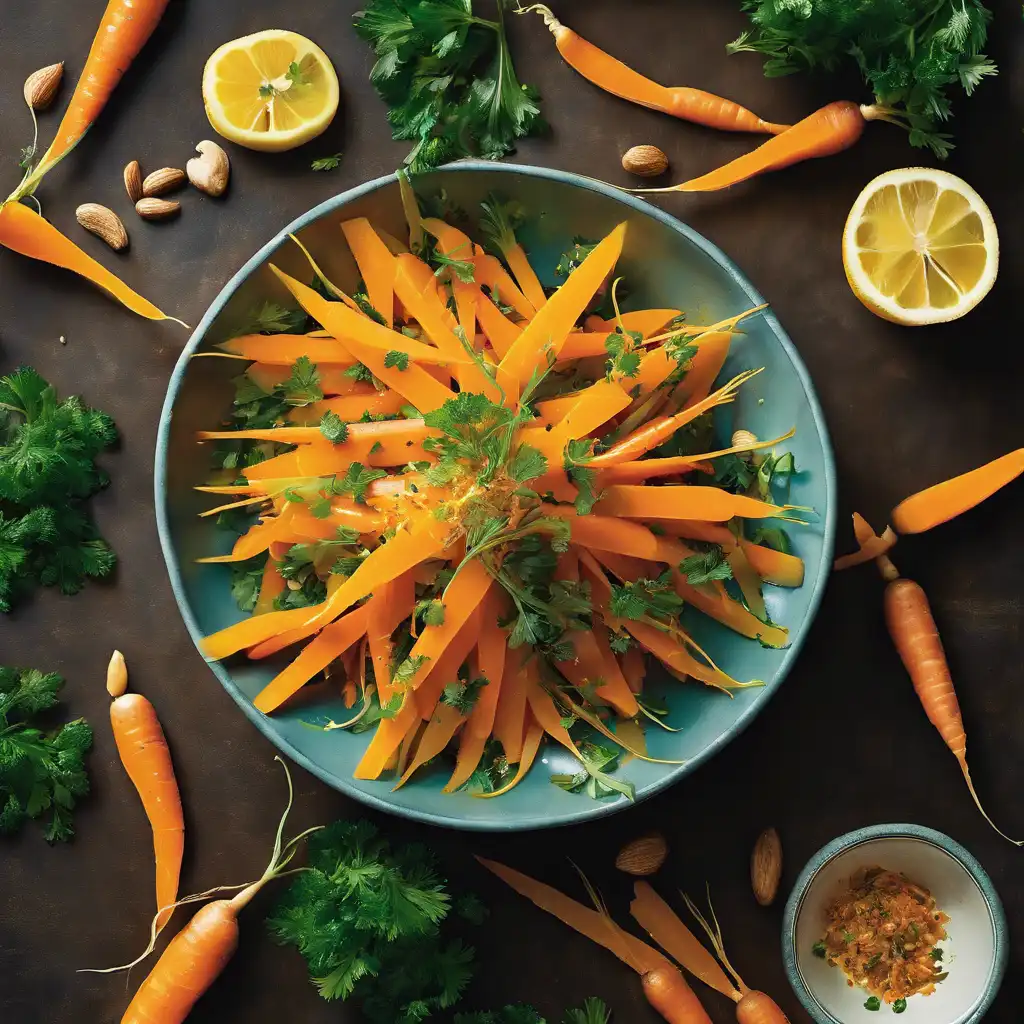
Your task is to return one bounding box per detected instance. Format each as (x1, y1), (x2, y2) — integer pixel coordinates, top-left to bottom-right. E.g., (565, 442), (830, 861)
(813, 867), (949, 1007)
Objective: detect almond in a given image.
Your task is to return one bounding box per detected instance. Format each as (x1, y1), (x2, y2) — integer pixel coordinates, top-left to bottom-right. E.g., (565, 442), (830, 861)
(123, 160), (143, 203)
(142, 167), (186, 197)
(622, 145), (669, 178)
(751, 827), (782, 906)
(75, 203), (128, 251)
(136, 197), (181, 221)
(24, 62), (63, 111)
(615, 833), (668, 876)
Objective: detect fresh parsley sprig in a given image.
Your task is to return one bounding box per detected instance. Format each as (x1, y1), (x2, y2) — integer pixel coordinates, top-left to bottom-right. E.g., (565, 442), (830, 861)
(353, 0), (543, 172)
(729, 0), (996, 157)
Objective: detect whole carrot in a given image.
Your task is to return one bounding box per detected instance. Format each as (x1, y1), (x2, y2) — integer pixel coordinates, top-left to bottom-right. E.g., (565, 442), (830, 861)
(107, 651), (185, 932)
(115, 760), (318, 1024)
(884, 578), (1022, 845)
(520, 5), (787, 134)
(31, 0), (173, 184)
(635, 101), (873, 194)
(643, 966), (715, 1024)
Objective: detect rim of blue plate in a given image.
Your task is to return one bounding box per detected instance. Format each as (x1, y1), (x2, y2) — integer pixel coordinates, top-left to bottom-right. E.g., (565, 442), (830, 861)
(782, 823), (1008, 1024)
(154, 160), (838, 830)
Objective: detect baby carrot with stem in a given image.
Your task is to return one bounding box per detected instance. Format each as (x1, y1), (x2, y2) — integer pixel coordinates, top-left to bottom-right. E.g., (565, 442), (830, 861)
(519, 5), (787, 135)
(106, 651), (184, 934)
(841, 516), (1021, 845)
(90, 759), (319, 1024)
(634, 101), (876, 194)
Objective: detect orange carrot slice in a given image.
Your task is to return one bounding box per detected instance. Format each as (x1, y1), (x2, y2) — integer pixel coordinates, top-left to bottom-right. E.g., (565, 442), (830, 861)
(597, 485), (791, 522)
(477, 857), (671, 975)
(368, 571), (416, 705)
(253, 606), (369, 714)
(393, 702), (465, 790)
(493, 647), (530, 763)
(0, 200), (177, 322)
(498, 223), (627, 399)
(476, 252), (537, 320)
(254, 559), (286, 616)
(354, 693), (420, 780)
(476, 292), (522, 358)
(218, 334), (353, 364)
(341, 218), (396, 327)
(676, 330), (733, 409)
(472, 721), (544, 799)
(630, 882), (740, 999)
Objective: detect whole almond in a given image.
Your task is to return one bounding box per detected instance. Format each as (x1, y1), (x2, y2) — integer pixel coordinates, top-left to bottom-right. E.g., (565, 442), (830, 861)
(615, 833), (668, 876)
(622, 144), (669, 178)
(123, 160), (143, 203)
(136, 197), (181, 221)
(142, 167), (186, 197)
(75, 203), (128, 251)
(751, 827), (783, 906)
(24, 62), (63, 110)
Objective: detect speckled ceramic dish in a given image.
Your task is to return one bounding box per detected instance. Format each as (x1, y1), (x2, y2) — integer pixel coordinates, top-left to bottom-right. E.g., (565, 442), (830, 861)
(155, 162), (836, 830)
(783, 824), (1007, 1024)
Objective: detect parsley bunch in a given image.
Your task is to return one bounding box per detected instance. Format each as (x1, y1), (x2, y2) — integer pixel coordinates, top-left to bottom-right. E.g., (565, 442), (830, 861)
(268, 820), (474, 1022)
(354, 0), (544, 171)
(0, 368), (117, 611)
(0, 666), (92, 842)
(729, 0), (996, 156)
(457, 999), (611, 1024)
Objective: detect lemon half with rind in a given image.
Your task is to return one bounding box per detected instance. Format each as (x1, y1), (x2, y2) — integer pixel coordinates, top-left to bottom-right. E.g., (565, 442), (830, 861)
(203, 30), (339, 153)
(842, 167), (998, 326)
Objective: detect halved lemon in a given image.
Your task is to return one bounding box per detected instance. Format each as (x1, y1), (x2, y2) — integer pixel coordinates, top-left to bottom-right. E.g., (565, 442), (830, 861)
(842, 167), (998, 326)
(202, 30), (339, 152)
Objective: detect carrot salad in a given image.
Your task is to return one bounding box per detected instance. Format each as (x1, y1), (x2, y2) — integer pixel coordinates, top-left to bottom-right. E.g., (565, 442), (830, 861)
(195, 173), (806, 799)
(814, 867), (949, 1008)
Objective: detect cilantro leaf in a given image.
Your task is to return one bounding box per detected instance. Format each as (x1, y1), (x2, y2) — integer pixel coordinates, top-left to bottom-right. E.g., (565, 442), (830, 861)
(506, 443), (547, 484)
(610, 571), (683, 620)
(384, 349), (410, 371)
(555, 237), (598, 279)
(280, 356), (323, 406)
(311, 152), (343, 172)
(392, 654), (431, 688)
(441, 676), (487, 715)
(319, 410), (349, 444)
(0, 666), (92, 842)
(332, 462), (387, 504)
(231, 554), (268, 612)
(679, 546), (733, 586)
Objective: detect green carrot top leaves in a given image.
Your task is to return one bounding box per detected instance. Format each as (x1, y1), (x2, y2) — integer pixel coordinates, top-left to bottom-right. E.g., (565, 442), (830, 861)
(729, 0), (996, 156)
(353, 0), (543, 171)
(0, 666), (92, 842)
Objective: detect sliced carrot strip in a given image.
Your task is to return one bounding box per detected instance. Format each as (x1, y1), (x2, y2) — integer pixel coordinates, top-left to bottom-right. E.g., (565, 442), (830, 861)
(597, 457), (703, 484)
(477, 858), (670, 974)
(597, 484), (791, 522)
(368, 571), (416, 705)
(503, 245), (547, 311)
(202, 602), (327, 662)
(393, 702), (465, 790)
(493, 647), (529, 763)
(353, 693), (420, 780)
(555, 631), (638, 717)
(834, 526), (898, 571)
(218, 334), (353, 364)
(289, 391), (405, 424)
(476, 292), (522, 358)
(253, 606), (369, 714)
(677, 330), (733, 409)
(413, 607), (484, 718)
(254, 558), (286, 615)
(498, 223), (626, 399)
(476, 253), (537, 320)
(341, 217), (396, 327)
(630, 882), (740, 999)
(472, 722), (544, 799)
(272, 266), (459, 412)
(726, 544), (767, 622)
(525, 677), (578, 755)
(0, 200), (177, 322)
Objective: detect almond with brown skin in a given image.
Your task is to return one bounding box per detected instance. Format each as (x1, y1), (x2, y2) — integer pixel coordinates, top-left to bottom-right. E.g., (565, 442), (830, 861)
(76, 203), (128, 251)
(142, 167), (186, 197)
(622, 145), (669, 178)
(615, 833), (668, 876)
(24, 62), (63, 110)
(123, 160), (143, 203)
(751, 828), (782, 906)
(136, 197), (181, 221)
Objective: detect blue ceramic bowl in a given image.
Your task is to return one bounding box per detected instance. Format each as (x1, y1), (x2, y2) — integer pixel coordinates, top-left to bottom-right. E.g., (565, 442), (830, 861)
(783, 824), (1007, 1024)
(155, 162), (836, 830)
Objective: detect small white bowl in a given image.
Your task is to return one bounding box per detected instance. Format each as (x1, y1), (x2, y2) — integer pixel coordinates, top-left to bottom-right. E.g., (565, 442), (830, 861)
(783, 824), (1007, 1024)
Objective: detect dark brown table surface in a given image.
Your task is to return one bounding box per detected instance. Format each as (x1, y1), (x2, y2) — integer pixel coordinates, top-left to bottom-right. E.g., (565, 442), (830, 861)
(3, 1), (1022, 1022)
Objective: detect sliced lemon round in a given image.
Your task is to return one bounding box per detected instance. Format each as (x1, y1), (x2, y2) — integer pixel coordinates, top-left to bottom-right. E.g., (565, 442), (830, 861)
(842, 167), (998, 326)
(202, 30), (339, 153)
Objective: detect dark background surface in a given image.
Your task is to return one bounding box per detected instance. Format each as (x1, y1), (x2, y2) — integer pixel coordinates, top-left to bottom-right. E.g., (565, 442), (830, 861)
(2, 1), (1022, 1022)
